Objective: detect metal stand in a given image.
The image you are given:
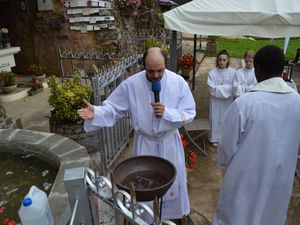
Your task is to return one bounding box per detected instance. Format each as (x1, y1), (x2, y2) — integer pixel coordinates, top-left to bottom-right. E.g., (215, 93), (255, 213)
(64, 167), (177, 225)
(197, 35), (205, 52)
(183, 119), (211, 156)
(159, 197), (163, 220)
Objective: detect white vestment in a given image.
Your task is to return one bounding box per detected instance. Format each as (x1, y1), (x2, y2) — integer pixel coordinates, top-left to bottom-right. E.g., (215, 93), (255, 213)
(286, 80), (298, 92)
(84, 69), (196, 220)
(207, 67), (235, 143)
(233, 67), (257, 97)
(213, 78), (300, 225)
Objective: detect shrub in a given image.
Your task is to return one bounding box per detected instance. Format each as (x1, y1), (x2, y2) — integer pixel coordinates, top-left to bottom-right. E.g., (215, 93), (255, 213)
(48, 72), (93, 123)
(143, 39), (163, 50)
(207, 36), (218, 42)
(0, 71), (16, 87)
(142, 39), (169, 56)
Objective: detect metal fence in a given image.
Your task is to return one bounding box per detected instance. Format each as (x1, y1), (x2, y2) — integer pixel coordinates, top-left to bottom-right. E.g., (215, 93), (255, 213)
(57, 48), (142, 174)
(57, 29), (182, 78)
(64, 167), (177, 225)
(91, 54), (142, 175)
(56, 30), (182, 174)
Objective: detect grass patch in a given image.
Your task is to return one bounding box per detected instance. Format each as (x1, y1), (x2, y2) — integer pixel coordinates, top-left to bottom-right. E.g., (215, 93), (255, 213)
(215, 37), (300, 60)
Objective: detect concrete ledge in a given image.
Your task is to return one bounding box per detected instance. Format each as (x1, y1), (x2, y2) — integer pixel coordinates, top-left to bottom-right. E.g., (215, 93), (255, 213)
(0, 83), (48, 103)
(0, 129), (91, 225)
(0, 87), (30, 102)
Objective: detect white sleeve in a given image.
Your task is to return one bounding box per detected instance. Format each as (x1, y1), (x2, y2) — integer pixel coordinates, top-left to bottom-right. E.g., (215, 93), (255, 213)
(84, 82), (130, 132)
(245, 72), (257, 92)
(208, 70), (234, 99)
(160, 79), (196, 129)
(233, 70), (246, 97)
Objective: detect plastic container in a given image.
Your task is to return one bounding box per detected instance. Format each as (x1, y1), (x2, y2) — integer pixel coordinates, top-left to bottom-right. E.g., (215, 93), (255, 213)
(18, 185), (53, 225)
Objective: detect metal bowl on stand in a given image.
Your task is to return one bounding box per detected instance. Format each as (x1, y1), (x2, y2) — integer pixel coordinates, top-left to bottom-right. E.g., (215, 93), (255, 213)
(112, 155), (176, 202)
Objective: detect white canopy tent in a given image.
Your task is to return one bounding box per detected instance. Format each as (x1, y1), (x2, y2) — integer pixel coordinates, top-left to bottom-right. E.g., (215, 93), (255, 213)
(163, 0), (300, 38)
(163, 0), (300, 89)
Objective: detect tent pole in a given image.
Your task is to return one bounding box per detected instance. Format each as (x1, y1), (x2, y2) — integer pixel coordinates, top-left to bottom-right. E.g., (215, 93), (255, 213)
(198, 35), (205, 51)
(169, 30), (178, 72)
(199, 35), (202, 49)
(192, 34), (197, 90)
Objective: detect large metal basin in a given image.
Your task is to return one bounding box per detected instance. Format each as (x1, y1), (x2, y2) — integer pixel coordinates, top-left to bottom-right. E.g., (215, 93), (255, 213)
(112, 155), (176, 202)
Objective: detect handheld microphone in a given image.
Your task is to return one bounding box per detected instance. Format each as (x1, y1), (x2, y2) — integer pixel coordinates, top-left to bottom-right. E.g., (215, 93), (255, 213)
(151, 81), (161, 103)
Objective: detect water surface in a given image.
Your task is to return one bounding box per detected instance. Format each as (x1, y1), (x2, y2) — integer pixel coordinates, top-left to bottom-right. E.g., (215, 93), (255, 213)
(0, 152), (58, 222)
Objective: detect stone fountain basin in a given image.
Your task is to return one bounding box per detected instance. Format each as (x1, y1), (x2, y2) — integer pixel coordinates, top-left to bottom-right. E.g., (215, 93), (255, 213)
(0, 129), (90, 225)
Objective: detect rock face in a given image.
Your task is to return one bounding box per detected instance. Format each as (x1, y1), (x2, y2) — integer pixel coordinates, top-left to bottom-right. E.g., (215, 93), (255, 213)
(0, 1), (159, 75)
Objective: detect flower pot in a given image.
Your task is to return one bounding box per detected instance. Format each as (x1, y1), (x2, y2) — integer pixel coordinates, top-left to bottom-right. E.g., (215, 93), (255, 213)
(206, 41), (218, 54)
(33, 74), (46, 82)
(181, 69), (191, 80)
(1, 84), (17, 94)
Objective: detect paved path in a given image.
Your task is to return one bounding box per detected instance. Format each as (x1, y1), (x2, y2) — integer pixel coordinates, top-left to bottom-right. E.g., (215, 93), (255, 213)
(3, 87), (51, 132)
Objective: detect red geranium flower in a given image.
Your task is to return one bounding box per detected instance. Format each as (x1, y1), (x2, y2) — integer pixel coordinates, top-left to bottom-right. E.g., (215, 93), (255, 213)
(0, 207), (16, 225)
(180, 134), (197, 170)
(178, 53), (194, 71)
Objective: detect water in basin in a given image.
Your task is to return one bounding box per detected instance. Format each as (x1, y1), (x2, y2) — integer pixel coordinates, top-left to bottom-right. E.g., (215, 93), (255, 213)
(0, 152), (58, 223)
(123, 171), (165, 190)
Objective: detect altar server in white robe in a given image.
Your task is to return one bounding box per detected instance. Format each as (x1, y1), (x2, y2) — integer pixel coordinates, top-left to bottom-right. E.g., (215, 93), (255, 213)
(233, 50), (257, 98)
(207, 50), (235, 146)
(213, 45), (300, 225)
(77, 47), (196, 222)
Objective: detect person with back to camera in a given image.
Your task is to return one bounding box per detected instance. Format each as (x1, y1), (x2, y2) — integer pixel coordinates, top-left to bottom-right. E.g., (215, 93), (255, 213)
(207, 49), (236, 147)
(282, 67), (298, 92)
(212, 45), (300, 225)
(233, 50), (257, 98)
(77, 47), (196, 224)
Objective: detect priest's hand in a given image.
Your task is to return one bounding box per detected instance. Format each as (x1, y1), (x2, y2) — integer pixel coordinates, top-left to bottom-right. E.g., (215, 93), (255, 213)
(77, 99), (94, 120)
(151, 102), (165, 118)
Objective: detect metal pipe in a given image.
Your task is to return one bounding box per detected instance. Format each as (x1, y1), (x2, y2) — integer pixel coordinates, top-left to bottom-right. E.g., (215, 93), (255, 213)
(169, 30), (178, 72)
(192, 34), (197, 90)
(69, 199), (79, 225)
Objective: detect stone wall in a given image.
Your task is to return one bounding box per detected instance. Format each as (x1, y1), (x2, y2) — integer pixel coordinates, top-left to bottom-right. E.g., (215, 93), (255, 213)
(49, 119), (100, 153)
(0, 0), (158, 75)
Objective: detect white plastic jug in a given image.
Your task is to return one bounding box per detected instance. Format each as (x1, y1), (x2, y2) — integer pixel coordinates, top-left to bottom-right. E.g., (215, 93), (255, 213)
(18, 185), (53, 225)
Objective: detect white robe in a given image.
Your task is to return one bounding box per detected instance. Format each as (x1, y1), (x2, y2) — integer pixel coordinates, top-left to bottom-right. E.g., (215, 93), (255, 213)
(233, 67), (257, 97)
(207, 67), (235, 143)
(213, 78), (300, 225)
(84, 69), (196, 219)
(286, 80), (298, 92)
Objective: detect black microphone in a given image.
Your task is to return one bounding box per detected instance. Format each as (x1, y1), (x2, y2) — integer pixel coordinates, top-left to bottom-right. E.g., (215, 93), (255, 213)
(151, 81), (161, 118)
(151, 81), (161, 103)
